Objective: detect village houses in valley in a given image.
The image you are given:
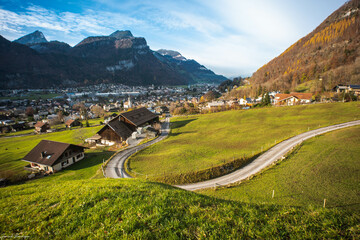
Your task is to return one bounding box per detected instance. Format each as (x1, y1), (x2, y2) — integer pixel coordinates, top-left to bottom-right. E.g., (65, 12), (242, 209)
(23, 140), (86, 173)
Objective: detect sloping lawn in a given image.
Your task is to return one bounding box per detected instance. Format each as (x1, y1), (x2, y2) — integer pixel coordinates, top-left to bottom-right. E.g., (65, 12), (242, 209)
(0, 125), (103, 181)
(200, 125), (360, 212)
(129, 102), (360, 184)
(0, 178), (359, 239)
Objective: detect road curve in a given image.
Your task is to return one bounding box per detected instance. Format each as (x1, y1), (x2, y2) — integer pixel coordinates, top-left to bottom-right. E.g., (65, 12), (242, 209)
(105, 117), (170, 178)
(176, 120), (360, 191)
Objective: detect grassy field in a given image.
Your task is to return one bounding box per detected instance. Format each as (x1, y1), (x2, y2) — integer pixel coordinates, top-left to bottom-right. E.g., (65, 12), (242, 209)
(0, 178), (359, 239)
(0, 92), (62, 100)
(0, 128), (35, 137)
(0, 125), (103, 181)
(1, 103), (359, 239)
(129, 102), (360, 184)
(200, 126), (360, 212)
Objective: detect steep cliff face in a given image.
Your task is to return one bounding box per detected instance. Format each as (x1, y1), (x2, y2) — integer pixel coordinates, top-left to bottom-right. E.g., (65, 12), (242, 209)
(249, 0), (360, 92)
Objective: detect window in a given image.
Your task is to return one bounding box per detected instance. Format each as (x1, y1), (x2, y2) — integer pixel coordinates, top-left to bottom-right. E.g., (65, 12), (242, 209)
(61, 160), (69, 167)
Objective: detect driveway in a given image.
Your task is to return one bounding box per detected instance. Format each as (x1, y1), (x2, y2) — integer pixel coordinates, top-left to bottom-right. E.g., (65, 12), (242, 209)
(105, 117), (170, 178)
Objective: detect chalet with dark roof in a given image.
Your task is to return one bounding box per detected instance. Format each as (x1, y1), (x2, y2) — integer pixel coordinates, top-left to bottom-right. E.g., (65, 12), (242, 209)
(119, 107), (159, 131)
(23, 140), (86, 173)
(94, 107), (159, 146)
(334, 85), (360, 95)
(97, 120), (133, 145)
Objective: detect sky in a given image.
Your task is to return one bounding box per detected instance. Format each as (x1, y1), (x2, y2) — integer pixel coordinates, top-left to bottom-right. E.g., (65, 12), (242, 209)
(0, 0), (347, 78)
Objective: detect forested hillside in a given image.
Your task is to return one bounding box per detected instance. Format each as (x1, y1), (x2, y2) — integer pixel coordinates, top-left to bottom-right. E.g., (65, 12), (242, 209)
(231, 0), (360, 97)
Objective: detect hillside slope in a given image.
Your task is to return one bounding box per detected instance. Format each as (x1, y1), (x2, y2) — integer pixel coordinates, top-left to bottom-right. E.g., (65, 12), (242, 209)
(201, 125), (360, 211)
(246, 0), (360, 93)
(0, 178), (359, 239)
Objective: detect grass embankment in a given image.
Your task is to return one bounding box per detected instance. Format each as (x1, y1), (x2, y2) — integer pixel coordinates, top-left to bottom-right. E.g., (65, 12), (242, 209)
(0, 125), (103, 182)
(129, 102), (360, 184)
(200, 126), (360, 212)
(1, 178), (359, 239)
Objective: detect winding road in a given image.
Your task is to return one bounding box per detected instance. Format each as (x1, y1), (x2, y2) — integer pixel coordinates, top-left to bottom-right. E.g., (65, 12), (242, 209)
(177, 120), (360, 190)
(105, 117), (170, 178)
(106, 119), (360, 191)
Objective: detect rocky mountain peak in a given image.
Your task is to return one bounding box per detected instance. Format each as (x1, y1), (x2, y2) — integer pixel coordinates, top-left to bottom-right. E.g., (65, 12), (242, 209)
(13, 30), (48, 45)
(109, 30), (133, 39)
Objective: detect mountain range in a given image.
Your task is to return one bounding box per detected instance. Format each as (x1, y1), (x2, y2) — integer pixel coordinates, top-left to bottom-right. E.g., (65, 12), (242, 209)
(246, 0), (360, 93)
(0, 30), (227, 89)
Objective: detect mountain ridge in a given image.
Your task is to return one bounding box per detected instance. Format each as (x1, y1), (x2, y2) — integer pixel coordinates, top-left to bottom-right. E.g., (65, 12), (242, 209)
(0, 30), (227, 89)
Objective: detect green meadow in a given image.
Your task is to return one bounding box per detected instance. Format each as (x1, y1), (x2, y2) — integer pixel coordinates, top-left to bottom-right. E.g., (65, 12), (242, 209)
(128, 102), (360, 184)
(1, 177), (359, 239)
(200, 125), (360, 212)
(0, 125), (103, 181)
(0, 103), (359, 239)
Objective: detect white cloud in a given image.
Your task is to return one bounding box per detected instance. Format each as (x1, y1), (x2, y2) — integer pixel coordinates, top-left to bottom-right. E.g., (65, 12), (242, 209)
(0, 0), (346, 77)
(0, 5), (145, 44)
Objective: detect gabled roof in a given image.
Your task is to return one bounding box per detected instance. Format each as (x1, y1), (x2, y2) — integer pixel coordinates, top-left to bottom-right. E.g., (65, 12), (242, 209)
(23, 140), (85, 166)
(120, 107), (158, 127)
(65, 119), (75, 126)
(34, 121), (48, 128)
(275, 93), (312, 101)
(275, 94), (293, 101)
(107, 120), (133, 139)
(290, 92), (313, 100)
(98, 120), (133, 140)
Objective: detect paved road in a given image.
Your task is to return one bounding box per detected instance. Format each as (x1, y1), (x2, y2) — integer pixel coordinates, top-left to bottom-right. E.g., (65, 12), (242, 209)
(176, 120), (360, 191)
(105, 117), (170, 178)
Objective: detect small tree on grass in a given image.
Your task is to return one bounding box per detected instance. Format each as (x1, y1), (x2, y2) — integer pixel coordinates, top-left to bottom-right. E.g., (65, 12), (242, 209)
(74, 128), (87, 144)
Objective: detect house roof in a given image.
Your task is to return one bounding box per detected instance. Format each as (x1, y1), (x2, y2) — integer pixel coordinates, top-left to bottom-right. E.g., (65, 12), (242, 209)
(349, 85), (360, 89)
(275, 94), (293, 101)
(34, 121), (48, 128)
(23, 140), (85, 166)
(275, 93), (312, 101)
(290, 92), (313, 100)
(65, 119), (75, 126)
(120, 107), (158, 127)
(100, 120), (133, 139)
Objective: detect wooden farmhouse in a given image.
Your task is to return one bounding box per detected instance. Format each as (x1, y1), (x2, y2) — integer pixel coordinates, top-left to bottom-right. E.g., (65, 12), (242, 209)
(34, 121), (50, 133)
(97, 120), (133, 145)
(23, 140), (86, 173)
(93, 107), (159, 146)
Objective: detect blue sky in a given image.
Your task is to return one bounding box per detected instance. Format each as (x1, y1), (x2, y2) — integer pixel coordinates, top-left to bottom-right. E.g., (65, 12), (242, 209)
(0, 0), (347, 77)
